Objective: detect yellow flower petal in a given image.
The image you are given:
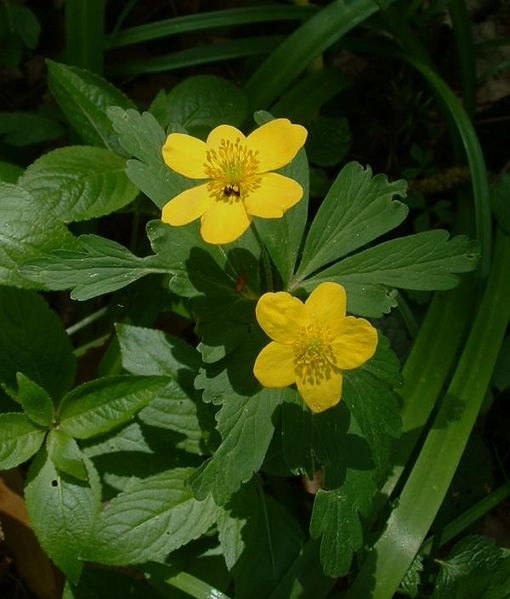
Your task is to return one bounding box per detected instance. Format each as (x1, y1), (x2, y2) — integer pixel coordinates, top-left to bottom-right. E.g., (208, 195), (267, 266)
(256, 292), (306, 344)
(246, 118), (308, 172)
(253, 342), (296, 387)
(330, 317), (378, 370)
(206, 124), (246, 148)
(162, 133), (209, 179)
(244, 173), (303, 218)
(200, 200), (251, 244)
(161, 184), (213, 226)
(305, 282), (347, 336)
(296, 367), (343, 413)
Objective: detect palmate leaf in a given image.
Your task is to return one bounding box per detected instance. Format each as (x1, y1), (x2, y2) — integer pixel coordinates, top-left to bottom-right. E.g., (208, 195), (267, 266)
(301, 230), (479, 317)
(89, 468), (219, 565)
(18, 146), (139, 222)
(295, 161), (408, 280)
(217, 480), (304, 599)
(108, 106), (193, 208)
(25, 449), (102, 583)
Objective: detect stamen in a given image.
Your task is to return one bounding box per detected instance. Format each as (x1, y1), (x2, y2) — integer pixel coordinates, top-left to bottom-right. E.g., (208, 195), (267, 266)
(293, 325), (336, 385)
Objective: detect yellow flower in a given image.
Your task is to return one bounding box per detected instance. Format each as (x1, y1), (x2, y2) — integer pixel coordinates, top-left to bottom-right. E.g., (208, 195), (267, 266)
(161, 119), (307, 244)
(253, 282), (378, 413)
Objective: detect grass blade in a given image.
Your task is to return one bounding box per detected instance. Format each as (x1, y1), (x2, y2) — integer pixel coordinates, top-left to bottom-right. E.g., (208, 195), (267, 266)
(65, 0), (105, 73)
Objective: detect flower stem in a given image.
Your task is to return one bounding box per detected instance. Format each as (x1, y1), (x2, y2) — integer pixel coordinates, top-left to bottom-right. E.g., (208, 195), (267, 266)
(251, 222), (274, 292)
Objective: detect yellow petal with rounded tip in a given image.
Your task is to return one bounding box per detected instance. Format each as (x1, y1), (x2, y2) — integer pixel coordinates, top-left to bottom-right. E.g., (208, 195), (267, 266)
(244, 173), (303, 218)
(296, 368), (343, 413)
(253, 342), (296, 387)
(161, 184), (213, 226)
(330, 317), (378, 370)
(200, 200), (251, 244)
(162, 133), (209, 179)
(305, 282), (347, 336)
(206, 124), (246, 149)
(256, 292), (306, 344)
(246, 118), (307, 172)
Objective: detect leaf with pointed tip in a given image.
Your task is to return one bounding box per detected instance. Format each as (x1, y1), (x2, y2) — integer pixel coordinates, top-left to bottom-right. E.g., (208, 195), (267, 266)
(19, 146), (139, 223)
(47, 60), (134, 154)
(89, 468), (219, 565)
(0, 413), (45, 469)
(15, 373), (54, 426)
(25, 449), (101, 583)
(59, 376), (170, 439)
(47, 429), (88, 481)
(296, 162), (408, 280)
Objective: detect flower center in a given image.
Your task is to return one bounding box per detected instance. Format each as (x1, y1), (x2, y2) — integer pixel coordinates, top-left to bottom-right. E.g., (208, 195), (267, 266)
(204, 138), (261, 202)
(293, 325), (336, 384)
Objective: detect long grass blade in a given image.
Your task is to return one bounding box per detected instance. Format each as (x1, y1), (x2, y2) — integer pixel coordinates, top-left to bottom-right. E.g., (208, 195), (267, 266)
(65, 0), (105, 73)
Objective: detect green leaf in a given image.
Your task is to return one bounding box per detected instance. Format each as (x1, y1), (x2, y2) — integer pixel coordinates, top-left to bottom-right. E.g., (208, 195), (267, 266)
(252, 111), (310, 287)
(7, 3), (40, 48)
(46, 59), (135, 153)
(343, 336), (402, 477)
(398, 553), (423, 598)
(491, 174), (510, 236)
(0, 111), (64, 146)
(190, 388), (285, 505)
(0, 160), (23, 183)
(310, 466), (377, 578)
(47, 429), (88, 481)
(296, 162), (408, 280)
(307, 116), (351, 167)
(306, 231), (479, 293)
(59, 376), (171, 439)
(0, 286), (76, 399)
(19, 146), (139, 222)
(15, 372), (54, 426)
(0, 183), (78, 289)
(434, 535), (503, 597)
(217, 480), (304, 598)
(63, 568), (153, 599)
(0, 412), (45, 469)
(25, 448), (101, 583)
(89, 468), (219, 565)
(20, 234), (167, 301)
(166, 75), (249, 137)
(108, 107), (193, 208)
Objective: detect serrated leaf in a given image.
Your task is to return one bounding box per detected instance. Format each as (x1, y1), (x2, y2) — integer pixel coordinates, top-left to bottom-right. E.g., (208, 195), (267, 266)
(253, 111), (309, 286)
(434, 535), (503, 595)
(16, 372), (54, 426)
(190, 388), (285, 505)
(20, 234), (167, 301)
(47, 429), (88, 481)
(19, 146), (138, 222)
(307, 116), (351, 167)
(47, 60), (134, 153)
(59, 376), (170, 439)
(398, 553), (424, 598)
(167, 75), (249, 137)
(25, 449), (101, 583)
(0, 183), (78, 288)
(306, 230), (479, 292)
(310, 464), (377, 577)
(89, 468), (219, 565)
(0, 286), (76, 399)
(217, 480), (304, 598)
(296, 162), (408, 279)
(108, 107), (193, 208)
(343, 335), (402, 477)
(0, 412), (45, 469)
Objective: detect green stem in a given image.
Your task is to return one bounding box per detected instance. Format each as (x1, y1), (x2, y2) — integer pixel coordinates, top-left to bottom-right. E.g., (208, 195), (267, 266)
(448, 0), (476, 117)
(66, 307), (108, 336)
(346, 229), (510, 599)
(251, 222), (274, 292)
